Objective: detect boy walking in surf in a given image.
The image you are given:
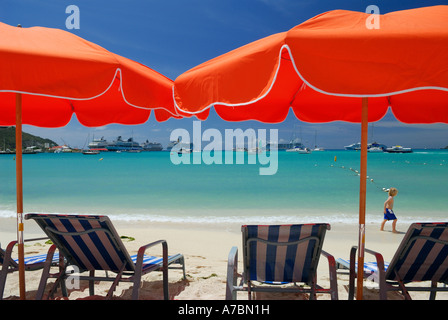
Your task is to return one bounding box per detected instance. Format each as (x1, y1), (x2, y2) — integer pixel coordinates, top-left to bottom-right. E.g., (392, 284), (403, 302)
(381, 187), (399, 233)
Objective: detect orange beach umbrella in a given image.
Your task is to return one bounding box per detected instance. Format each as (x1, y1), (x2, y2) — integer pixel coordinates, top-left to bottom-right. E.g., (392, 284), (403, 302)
(172, 6), (448, 299)
(0, 22), (179, 299)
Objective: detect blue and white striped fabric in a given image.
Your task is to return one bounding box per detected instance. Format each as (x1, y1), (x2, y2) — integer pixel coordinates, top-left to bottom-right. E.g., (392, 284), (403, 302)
(243, 224), (329, 284)
(16, 252), (60, 266)
(337, 258), (389, 274)
(26, 214), (136, 273)
(337, 223), (448, 284)
(387, 222), (448, 283)
(130, 254), (178, 270)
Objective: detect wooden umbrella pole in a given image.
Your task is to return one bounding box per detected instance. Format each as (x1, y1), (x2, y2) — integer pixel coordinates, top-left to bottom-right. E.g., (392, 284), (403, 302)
(15, 93), (26, 300)
(356, 97), (369, 300)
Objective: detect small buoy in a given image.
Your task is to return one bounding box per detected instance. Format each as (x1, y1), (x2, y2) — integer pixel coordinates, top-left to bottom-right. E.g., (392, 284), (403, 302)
(99, 158), (103, 161)
(334, 156), (337, 162)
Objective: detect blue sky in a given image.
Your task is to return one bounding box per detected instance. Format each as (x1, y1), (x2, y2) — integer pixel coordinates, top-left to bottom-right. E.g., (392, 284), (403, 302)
(2, 0), (447, 149)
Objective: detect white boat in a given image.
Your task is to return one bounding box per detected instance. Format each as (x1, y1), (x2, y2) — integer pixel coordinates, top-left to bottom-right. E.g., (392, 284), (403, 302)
(298, 147), (312, 154)
(345, 141), (387, 152)
(167, 139), (193, 152)
(82, 149), (100, 155)
(286, 141), (306, 152)
(345, 142), (361, 150)
(368, 141), (387, 151)
(247, 148), (260, 154)
(167, 140), (177, 151)
(313, 131), (325, 151)
(247, 139), (264, 154)
(385, 145), (413, 153)
(177, 147), (191, 154)
(368, 147), (383, 153)
(286, 146), (311, 154)
(169, 140), (193, 154)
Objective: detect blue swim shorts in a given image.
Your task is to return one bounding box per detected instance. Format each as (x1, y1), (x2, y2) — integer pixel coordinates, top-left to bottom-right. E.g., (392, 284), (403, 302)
(384, 208), (397, 221)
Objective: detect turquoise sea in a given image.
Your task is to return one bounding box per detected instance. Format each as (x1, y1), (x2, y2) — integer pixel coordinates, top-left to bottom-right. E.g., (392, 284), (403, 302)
(0, 150), (447, 226)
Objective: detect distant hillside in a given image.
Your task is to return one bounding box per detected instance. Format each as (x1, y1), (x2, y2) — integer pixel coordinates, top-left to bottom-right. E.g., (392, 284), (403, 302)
(0, 126), (57, 150)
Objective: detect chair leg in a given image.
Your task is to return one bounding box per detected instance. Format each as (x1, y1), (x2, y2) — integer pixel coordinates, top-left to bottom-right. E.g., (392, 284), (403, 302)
(397, 279), (412, 300)
(180, 255), (186, 280)
(106, 263), (126, 300)
(36, 244), (58, 300)
(0, 241), (17, 300)
(247, 281), (252, 300)
(429, 280), (437, 300)
(348, 246), (357, 300)
(162, 259), (169, 300)
(131, 270), (142, 300)
(89, 270), (95, 296)
(46, 271), (67, 299)
(161, 242), (169, 300)
(321, 249), (339, 300)
(309, 276), (317, 300)
(0, 260), (11, 300)
(226, 246), (238, 300)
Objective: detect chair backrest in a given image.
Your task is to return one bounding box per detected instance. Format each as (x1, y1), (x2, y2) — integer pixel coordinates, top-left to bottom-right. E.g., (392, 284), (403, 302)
(242, 224), (330, 284)
(25, 214), (135, 273)
(386, 222), (448, 283)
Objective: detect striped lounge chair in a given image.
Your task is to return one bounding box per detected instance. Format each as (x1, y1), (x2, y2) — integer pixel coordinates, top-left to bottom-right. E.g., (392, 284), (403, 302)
(226, 224), (338, 300)
(0, 237), (60, 299)
(341, 222), (448, 300)
(25, 213), (186, 300)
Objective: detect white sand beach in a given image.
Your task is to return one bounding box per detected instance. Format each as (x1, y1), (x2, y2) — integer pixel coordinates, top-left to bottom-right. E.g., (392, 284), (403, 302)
(1, 217), (446, 301)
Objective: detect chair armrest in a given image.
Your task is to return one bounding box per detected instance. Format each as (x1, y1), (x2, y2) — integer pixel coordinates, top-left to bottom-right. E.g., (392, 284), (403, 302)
(321, 250), (338, 300)
(347, 246), (387, 300)
(364, 247), (387, 300)
(348, 246), (386, 272)
(135, 240), (168, 269)
(134, 240), (169, 300)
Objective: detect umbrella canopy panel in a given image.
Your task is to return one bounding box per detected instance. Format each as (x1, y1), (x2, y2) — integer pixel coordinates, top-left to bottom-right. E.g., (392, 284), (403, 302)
(0, 22), (180, 126)
(173, 6), (448, 124)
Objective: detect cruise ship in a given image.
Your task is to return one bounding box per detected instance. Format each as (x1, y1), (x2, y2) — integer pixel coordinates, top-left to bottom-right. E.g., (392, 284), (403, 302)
(106, 136), (142, 152)
(167, 140), (193, 151)
(88, 137), (109, 150)
(345, 142), (387, 151)
(141, 140), (163, 151)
